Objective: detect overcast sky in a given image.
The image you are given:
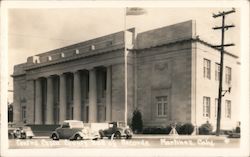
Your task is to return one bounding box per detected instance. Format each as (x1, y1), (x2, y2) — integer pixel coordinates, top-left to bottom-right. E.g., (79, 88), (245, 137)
(7, 7), (240, 102)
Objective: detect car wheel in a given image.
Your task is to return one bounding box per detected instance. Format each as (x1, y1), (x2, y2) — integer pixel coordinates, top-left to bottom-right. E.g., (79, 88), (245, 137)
(114, 132), (121, 139)
(29, 136), (33, 139)
(21, 133), (26, 139)
(52, 134), (59, 140)
(75, 134), (82, 140)
(99, 130), (104, 139)
(9, 133), (14, 139)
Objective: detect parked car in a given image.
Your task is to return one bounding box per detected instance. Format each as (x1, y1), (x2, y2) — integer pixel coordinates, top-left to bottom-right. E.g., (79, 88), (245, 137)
(50, 120), (100, 140)
(8, 123), (34, 139)
(227, 132), (240, 138)
(99, 121), (133, 139)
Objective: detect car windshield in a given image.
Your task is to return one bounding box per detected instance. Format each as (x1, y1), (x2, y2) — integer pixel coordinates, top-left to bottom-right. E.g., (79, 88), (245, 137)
(70, 122), (84, 128)
(118, 122), (126, 127)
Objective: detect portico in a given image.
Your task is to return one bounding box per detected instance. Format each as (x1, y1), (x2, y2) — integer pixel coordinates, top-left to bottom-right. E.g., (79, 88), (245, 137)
(33, 66), (111, 125)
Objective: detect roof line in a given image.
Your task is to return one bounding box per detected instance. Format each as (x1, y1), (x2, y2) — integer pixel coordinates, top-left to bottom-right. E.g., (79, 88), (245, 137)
(128, 37), (238, 59)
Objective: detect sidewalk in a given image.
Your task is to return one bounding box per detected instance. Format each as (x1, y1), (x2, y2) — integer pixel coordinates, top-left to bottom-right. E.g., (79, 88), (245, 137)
(133, 134), (228, 140)
(33, 134), (228, 140)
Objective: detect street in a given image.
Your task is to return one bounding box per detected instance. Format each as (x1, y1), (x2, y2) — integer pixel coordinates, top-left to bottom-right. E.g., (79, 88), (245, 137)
(9, 135), (240, 149)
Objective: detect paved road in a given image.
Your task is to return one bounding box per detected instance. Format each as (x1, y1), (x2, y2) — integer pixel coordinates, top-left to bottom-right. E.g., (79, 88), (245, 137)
(9, 135), (240, 149)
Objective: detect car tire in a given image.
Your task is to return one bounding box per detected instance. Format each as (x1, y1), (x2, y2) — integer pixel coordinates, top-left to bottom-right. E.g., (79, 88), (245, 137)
(52, 134), (59, 140)
(114, 132), (121, 139)
(21, 133), (26, 139)
(99, 130), (104, 139)
(8, 133), (14, 139)
(75, 134), (82, 140)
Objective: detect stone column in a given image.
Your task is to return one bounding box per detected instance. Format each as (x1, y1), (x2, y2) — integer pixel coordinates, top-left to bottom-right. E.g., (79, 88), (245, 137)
(46, 76), (54, 124)
(35, 79), (42, 124)
(106, 66), (112, 121)
(88, 68), (97, 122)
(59, 74), (67, 123)
(73, 71), (81, 120)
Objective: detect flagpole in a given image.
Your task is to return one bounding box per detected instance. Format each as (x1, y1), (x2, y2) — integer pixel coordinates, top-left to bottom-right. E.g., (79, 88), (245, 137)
(124, 7), (128, 126)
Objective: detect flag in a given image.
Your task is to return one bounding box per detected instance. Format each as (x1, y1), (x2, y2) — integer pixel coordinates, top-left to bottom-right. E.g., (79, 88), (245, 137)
(126, 7), (147, 16)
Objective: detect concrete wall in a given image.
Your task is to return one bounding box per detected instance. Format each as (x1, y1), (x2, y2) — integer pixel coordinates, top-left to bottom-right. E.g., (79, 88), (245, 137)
(111, 63), (125, 121)
(136, 20), (195, 49)
(127, 51), (135, 126)
(135, 20), (195, 127)
(13, 75), (34, 124)
(136, 41), (193, 127)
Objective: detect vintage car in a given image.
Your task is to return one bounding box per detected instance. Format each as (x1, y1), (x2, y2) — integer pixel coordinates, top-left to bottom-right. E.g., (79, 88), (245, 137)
(99, 121), (133, 139)
(227, 132), (240, 138)
(50, 120), (100, 140)
(8, 123), (34, 139)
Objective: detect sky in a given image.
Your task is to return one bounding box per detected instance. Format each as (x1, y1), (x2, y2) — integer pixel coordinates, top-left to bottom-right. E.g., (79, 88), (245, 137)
(7, 7), (240, 103)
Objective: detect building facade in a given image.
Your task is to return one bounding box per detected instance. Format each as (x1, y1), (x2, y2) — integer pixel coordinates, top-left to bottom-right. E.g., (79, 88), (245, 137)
(12, 20), (240, 130)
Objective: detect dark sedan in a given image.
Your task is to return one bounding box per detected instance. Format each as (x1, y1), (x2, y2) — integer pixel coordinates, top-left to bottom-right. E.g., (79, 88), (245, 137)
(99, 121), (133, 139)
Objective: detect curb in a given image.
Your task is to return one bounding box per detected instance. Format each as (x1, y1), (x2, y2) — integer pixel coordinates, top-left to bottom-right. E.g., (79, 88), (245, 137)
(132, 134), (227, 140)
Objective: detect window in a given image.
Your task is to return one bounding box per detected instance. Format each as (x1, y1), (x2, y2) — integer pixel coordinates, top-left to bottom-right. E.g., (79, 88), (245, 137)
(156, 96), (168, 116)
(21, 106), (26, 121)
(215, 98), (218, 117)
(203, 59), (211, 79)
(215, 63), (220, 81)
(225, 67), (232, 84)
(203, 97), (210, 117)
(225, 100), (231, 118)
(62, 122), (70, 128)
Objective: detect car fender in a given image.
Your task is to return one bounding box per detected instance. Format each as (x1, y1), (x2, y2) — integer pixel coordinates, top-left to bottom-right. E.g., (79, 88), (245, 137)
(25, 131), (34, 137)
(70, 131), (84, 140)
(51, 131), (59, 139)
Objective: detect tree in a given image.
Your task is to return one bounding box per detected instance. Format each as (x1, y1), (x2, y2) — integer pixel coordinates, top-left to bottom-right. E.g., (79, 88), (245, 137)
(131, 108), (143, 133)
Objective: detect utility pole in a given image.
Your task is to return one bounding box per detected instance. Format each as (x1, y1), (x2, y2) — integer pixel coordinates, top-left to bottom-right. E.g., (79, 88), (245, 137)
(212, 8), (235, 136)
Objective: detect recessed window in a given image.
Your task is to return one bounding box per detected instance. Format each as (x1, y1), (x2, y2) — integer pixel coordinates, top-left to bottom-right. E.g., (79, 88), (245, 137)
(225, 66), (232, 84)
(48, 56), (52, 61)
(90, 45), (95, 50)
(215, 63), (220, 81)
(203, 59), (211, 79)
(61, 53), (65, 58)
(156, 96), (167, 117)
(225, 100), (231, 118)
(75, 49), (80, 54)
(203, 96), (210, 118)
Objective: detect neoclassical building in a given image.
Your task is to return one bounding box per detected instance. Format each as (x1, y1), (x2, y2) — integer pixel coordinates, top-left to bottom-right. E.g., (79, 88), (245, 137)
(12, 20), (240, 129)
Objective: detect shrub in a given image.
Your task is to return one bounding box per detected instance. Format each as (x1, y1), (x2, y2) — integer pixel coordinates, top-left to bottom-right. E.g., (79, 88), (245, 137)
(142, 122), (195, 135)
(131, 108), (143, 133)
(142, 127), (169, 134)
(179, 123), (194, 135)
(199, 122), (213, 135)
(236, 126), (240, 133)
